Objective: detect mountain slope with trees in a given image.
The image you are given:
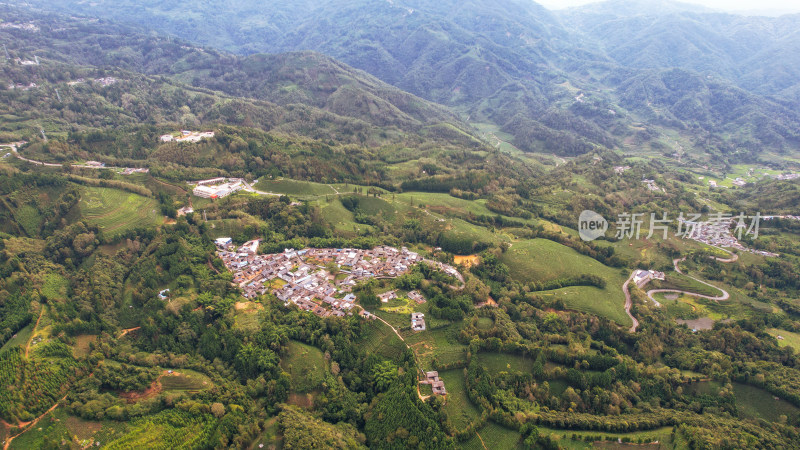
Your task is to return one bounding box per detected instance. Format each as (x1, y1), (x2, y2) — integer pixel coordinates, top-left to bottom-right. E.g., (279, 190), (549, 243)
(20, 0), (800, 161)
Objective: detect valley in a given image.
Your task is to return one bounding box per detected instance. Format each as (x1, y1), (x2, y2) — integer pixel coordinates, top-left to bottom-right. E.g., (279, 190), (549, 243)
(1, 0), (800, 449)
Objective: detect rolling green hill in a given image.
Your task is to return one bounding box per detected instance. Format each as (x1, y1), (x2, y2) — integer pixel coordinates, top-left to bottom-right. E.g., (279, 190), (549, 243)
(19, 0), (800, 161)
(0, 5), (479, 149)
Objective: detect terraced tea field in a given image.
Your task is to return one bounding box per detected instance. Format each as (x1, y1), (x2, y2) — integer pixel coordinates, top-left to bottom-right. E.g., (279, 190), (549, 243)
(79, 187), (162, 236)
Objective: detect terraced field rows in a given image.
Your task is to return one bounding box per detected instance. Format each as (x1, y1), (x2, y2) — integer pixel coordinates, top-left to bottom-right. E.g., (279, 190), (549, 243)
(79, 187), (162, 236)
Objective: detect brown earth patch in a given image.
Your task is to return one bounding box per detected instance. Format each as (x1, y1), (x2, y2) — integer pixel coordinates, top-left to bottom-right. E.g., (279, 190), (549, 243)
(118, 372), (171, 403)
(454, 254), (480, 268)
(235, 301), (264, 312)
(73, 334), (98, 357)
(287, 392), (315, 409)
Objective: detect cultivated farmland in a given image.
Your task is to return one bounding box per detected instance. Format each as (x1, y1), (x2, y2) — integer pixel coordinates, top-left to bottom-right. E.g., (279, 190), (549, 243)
(79, 187), (162, 236)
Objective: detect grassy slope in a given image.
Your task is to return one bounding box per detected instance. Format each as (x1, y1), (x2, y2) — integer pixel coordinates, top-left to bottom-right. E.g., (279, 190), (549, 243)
(254, 178), (336, 198)
(462, 422), (522, 450)
(501, 239), (631, 326)
(78, 186), (162, 236)
(281, 340), (327, 393)
(440, 369), (482, 429)
(475, 352), (534, 375)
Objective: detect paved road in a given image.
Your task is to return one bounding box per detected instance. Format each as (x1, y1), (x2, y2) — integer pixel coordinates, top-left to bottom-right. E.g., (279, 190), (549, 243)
(241, 181), (281, 196)
(621, 273), (640, 332)
(645, 257), (730, 303)
(626, 254), (734, 332)
(4, 141), (61, 167)
(5, 141), (149, 172)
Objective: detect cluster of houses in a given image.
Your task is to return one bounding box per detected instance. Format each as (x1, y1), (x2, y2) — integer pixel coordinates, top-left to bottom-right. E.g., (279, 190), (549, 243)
(94, 77), (118, 86)
(193, 177), (244, 199)
(764, 215), (800, 222)
(423, 371), (447, 396)
(160, 130), (215, 143)
(65, 77), (118, 86)
(14, 57), (38, 66)
(121, 167), (150, 175)
(215, 240), (460, 319)
(6, 82), (37, 90)
(378, 290), (398, 303)
(682, 218), (778, 257)
(708, 177), (747, 188)
(642, 179), (663, 192)
(0, 22), (40, 32)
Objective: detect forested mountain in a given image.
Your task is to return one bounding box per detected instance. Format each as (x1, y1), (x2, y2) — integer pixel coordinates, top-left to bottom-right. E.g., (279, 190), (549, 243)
(0, 5), (476, 147)
(20, 0), (800, 160)
(560, 1), (800, 105)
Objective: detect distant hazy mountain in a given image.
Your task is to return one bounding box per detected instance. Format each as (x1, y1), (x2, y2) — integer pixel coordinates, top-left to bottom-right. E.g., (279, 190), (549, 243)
(16, 0), (800, 159)
(562, 0), (716, 16)
(559, 1), (800, 104)
(0, 5), (485, 151)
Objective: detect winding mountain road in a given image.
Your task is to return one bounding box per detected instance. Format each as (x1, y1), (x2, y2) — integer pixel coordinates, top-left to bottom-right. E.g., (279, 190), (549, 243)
(645, 257), (730, 303)
(621, 274), (639, 332)
(624, 251), (736, 332)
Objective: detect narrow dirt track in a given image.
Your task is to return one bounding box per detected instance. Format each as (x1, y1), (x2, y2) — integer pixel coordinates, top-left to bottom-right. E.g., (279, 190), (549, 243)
(2, 395), (67, 450)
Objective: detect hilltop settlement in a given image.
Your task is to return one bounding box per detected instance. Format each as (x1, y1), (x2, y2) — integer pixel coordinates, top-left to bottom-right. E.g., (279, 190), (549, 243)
(216, 239), (463, 318)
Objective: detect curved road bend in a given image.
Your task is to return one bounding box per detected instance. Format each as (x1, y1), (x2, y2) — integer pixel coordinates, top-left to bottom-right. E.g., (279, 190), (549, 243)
(625, 254), (734, 332)
(645, 257), (730, 303)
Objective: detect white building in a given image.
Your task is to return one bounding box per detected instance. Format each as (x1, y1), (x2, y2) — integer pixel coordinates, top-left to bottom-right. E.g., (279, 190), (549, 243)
(215, 237), (233, 248)
(192, 178), (243, 199)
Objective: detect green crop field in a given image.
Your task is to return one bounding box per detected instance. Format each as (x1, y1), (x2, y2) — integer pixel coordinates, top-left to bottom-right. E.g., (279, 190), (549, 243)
(501, 239), (630, 326)
(462, 422), (522, 450)
(503, 239), (611, 282)
(732, 382), (800, 421)
(767, 328), (800, 350)
(103, 409), (217, 449)
(281, 340), (327, 393)
(254, 178), (336, 197)
(381, 297), (414, 314)
(358, 320), (407, 363)
(394, 191), (537, 228)
(475, 352), (534, 375)
(321, 200), (374, 233)
(547, 286), (631, 326)
(161, 369), (212, 393)
(440, 369), (481, 429)
(351, 196), (398, 218)
(79, 187), (162, 236)
(661, 272), (726, 298)
(687, 381), (799, 422)
(476, 317), (494, 330)
(404, 323), (467, 368)
(13, 204), (41, 237)
(41, 273), (69, 301)
(539, 425), (673, 449)
(445, 217), (503, 246)
(0, 323), (32, 352)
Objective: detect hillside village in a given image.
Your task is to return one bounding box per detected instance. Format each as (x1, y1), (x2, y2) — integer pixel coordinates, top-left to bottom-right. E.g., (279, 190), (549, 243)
(160, 130), (215, 143)
(216, 240), (463, 319)
(682, 217), (780, 257)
